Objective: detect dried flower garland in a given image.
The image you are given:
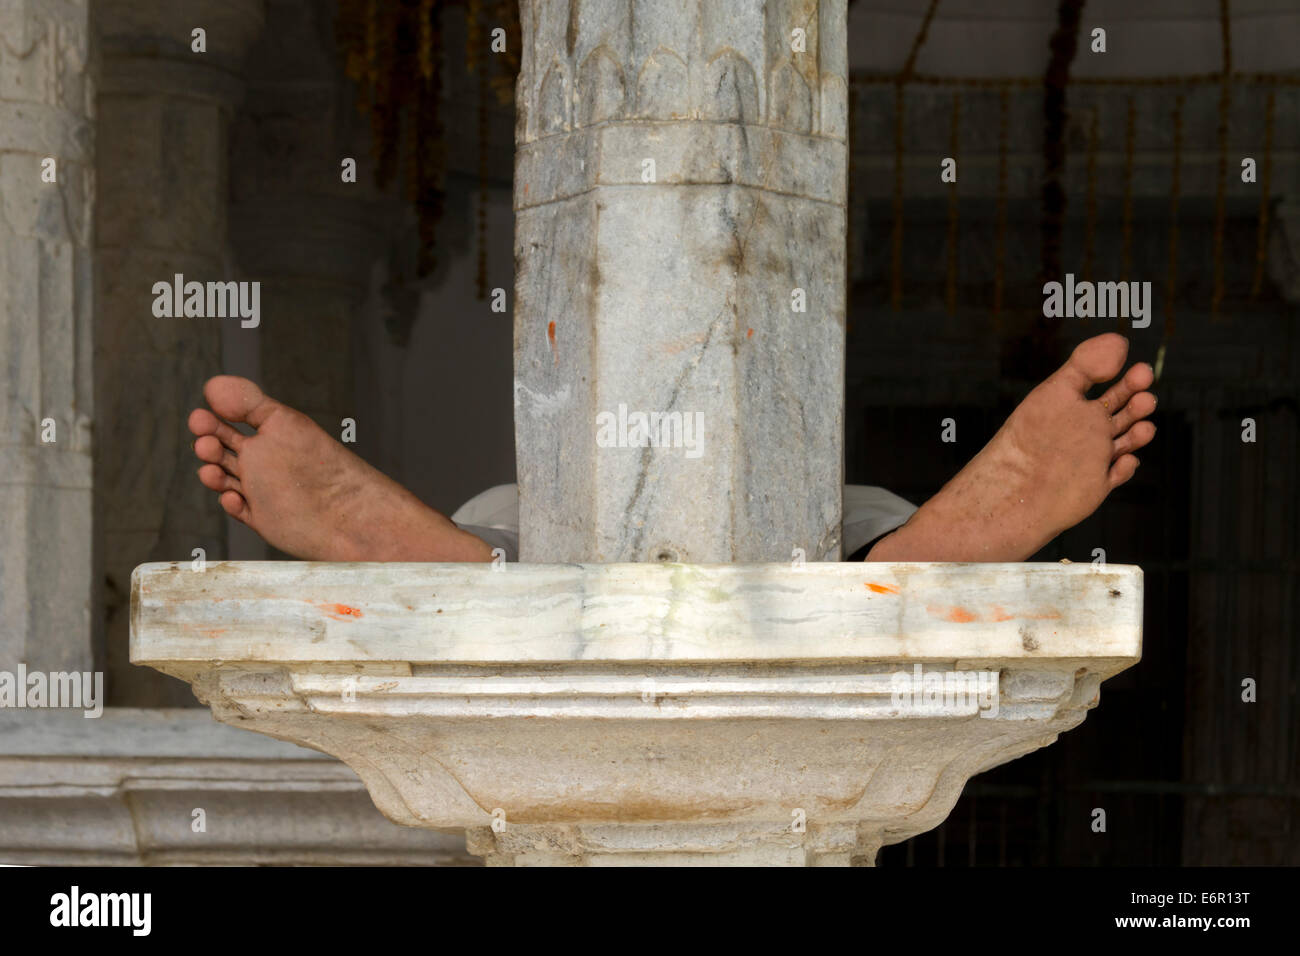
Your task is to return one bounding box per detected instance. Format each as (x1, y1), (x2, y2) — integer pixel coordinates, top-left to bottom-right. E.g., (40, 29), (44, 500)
(336, 0), (520, 279)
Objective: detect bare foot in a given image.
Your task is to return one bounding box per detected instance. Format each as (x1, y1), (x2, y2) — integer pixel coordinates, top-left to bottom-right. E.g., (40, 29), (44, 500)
(188, 376), (493, 562)
(867, 333), (1157, 562)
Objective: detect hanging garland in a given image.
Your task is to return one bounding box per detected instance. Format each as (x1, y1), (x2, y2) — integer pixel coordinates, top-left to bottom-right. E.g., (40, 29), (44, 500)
(1040, 0), (1087, 287)
(475, 0), (490, 300)
(1210, 0), (1232, 315)
(890, 0), (943, 311)
(993, 86), (1009, 326)
(1165, 94), (1184, 334)
(1082, 104), (1099, 289)
(944, 90), (961, 316)
(1120, 95), (1136, 284)
(335, 0), (521, 280)
(1250, 88), (1275, 300)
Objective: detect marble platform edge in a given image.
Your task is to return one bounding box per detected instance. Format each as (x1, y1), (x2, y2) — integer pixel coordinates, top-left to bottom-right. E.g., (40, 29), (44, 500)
(130, 560), (1144, 669)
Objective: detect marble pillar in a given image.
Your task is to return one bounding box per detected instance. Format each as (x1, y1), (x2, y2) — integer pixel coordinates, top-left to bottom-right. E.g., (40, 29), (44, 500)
(513, 0), (849, 563)
(0, 0), (95, 671)
(95, 0), (263, 704)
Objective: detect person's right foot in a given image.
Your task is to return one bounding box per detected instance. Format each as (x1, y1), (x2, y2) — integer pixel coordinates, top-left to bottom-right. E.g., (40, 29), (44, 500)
(188, 376), (492, 562)
(867, 333), (1157, 563)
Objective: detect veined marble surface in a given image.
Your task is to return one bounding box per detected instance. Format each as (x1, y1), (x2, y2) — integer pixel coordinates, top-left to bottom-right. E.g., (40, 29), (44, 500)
(512, 0), (850, 563)
(132, 561), (1141, 668)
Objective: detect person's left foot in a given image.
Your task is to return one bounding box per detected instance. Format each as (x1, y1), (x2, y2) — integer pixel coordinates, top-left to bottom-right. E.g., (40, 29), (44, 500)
(867, 333), (1157, 563)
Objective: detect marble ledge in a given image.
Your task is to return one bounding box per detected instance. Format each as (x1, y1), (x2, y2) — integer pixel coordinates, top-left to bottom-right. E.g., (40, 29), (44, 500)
(131, 561), (1141, 671)
(129, 561), (1141, 864)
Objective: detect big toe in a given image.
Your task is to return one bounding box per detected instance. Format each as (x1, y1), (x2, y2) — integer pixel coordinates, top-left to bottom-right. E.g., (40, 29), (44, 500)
(1060, 333), (1130, 391)
(203, 375), (277, 427)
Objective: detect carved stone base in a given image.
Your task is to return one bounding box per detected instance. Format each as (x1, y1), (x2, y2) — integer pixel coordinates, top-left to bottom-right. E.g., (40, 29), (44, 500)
(131, 560), (1141, 867)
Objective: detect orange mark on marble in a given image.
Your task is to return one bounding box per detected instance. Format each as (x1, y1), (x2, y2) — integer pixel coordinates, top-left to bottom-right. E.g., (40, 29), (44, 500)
(927, 603), (978, 623)
(746, 328), (754, 338)
(547, 321), (558, 365)
(865, 582), (898, 595)
(320, 603), (363, 620)
(935, 603), (1058, 623)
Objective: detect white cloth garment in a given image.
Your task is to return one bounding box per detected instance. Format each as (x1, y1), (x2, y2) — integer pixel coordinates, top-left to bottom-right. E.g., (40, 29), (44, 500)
(453, 483), (918, 562)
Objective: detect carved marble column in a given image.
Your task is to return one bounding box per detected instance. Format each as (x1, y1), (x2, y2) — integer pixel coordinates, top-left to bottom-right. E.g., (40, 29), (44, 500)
(0, 0), (95, 671)
(94, 0), (263, 704)
(513, 0), (849, 563)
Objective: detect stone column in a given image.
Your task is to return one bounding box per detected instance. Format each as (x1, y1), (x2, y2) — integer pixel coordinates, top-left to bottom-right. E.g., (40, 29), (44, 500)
(95, 0), (263, 704)
(513, 0), (848, 563)
(0, 0), (95, 672)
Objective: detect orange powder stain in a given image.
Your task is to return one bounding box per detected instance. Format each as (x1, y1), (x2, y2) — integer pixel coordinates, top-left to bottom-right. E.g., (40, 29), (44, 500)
(546, 321), (558, 365)
(865, 582), (899, 595)
(990, 606), (1014, 622)
(320, 603), (363, 620)
(927, 603), (978, 623)
(746, 328), (754, 338)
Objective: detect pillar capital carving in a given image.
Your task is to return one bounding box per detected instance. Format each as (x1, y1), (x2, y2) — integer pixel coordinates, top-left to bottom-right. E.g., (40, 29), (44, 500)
(515, 0), (848, 144)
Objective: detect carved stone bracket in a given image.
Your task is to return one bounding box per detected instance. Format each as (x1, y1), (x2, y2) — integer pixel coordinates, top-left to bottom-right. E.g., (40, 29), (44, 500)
(132, 560), (1141, 866)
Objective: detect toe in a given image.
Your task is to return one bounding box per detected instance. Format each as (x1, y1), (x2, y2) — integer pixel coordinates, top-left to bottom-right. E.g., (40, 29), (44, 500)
(1058, 333), (1130, 392)
(211, 420), (245, 451)
(194, 435), (240, 475)
(1108, 453), (1140, 489)
(1113, 420), (1156, 458)
(193, 434), (224, 463)
(198, 464), (241, 493)
(1109, 391), (1157, 436)
(203, 375), (280, 428)
(189, 407), (246, 450)
(188, 407), (221, 436)
(1098, 362), (1155, 414)
(219, 490), (251, 523)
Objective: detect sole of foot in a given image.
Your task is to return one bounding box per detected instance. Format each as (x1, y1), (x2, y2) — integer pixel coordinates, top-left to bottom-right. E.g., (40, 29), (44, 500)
(867, 332), (1157, 563)
(188, 376), (493, 562)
